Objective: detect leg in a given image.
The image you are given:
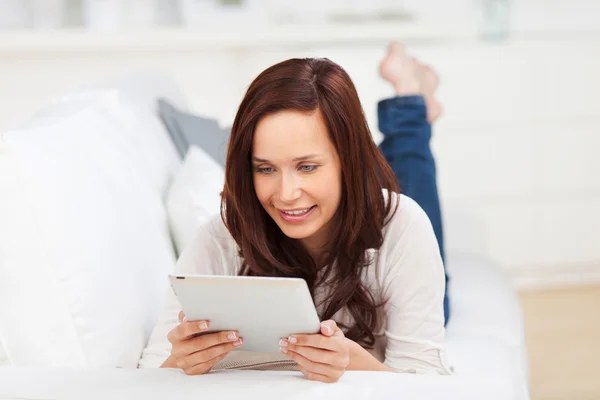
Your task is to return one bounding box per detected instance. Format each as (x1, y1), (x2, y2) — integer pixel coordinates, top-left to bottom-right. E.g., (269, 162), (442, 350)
(378, 42), (450, 324)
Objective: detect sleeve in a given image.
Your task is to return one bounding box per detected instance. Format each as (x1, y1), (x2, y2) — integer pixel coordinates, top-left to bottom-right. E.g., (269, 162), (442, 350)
(381, 195), (452, 375)
(137, 216), (235, 368)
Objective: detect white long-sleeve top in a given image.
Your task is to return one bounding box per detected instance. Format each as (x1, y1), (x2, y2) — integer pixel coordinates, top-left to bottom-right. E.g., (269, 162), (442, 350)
(138, 192), (451, 374)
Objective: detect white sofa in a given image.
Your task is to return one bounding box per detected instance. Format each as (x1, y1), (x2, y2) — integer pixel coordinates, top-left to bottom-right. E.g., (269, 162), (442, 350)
(0, 74), (530, 400)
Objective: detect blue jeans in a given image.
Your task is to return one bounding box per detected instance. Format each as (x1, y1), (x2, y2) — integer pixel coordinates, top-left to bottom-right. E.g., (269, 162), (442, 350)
(377, 95), (450, 325)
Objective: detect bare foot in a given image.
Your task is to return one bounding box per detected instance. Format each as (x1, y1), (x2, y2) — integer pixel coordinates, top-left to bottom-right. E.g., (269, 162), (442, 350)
(378, 42), (421, 96)
(379, 42), (443, 123)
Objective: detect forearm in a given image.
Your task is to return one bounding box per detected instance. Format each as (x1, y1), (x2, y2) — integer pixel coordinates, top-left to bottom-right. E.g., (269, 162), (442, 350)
(347, 341), (396, 372)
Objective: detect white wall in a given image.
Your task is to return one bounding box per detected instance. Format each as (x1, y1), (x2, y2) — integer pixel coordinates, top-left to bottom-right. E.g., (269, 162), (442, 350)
(0, 30), (599, 289)
(425, 40), (600, 288)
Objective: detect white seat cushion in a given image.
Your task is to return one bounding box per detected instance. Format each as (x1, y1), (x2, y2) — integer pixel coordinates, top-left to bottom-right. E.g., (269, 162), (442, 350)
(445, 253), (529, 390)
(445, 253), (526, 348)
(0, 367), (522, 400)
(446, 338), (529, 400)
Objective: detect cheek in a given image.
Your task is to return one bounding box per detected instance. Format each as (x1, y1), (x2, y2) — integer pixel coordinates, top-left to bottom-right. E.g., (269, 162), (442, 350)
(313, 172), (342, 207)
(253, 176), (273, 206)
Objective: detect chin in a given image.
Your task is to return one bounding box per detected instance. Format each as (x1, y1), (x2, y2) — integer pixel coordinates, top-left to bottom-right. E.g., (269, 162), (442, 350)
(278, 225), (317, 240)
(273, 219), (320, 240)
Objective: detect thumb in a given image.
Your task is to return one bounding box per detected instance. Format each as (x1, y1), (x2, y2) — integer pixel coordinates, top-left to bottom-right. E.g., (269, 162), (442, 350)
(320, 320), (343, 337)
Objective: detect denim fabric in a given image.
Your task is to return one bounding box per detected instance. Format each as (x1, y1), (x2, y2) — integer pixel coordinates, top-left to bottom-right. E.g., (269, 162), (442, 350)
(378, 95), (450, 324)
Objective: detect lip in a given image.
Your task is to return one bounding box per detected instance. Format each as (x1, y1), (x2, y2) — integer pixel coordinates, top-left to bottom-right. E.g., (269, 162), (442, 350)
(278, 205), (316, 223)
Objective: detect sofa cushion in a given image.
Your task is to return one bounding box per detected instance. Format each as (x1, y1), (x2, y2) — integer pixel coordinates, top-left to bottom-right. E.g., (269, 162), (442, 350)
(0, 367), (522, 400)
(445, 337), (529, 399)
(167, 145), (225, 255)
(0, 102), (176, 367)
(444, 252), (529, 387)
(30, 89), (181, 197)
(157, 98), (230, 165)
(445, 253), (526, 348)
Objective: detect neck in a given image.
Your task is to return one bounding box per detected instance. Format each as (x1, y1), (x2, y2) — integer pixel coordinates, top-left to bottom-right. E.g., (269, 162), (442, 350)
(300, 233), (329, 266)
(299, 218), (335, 266)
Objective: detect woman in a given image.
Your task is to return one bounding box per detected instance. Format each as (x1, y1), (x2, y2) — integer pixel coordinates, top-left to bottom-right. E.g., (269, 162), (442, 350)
(140, 53), (451, 382)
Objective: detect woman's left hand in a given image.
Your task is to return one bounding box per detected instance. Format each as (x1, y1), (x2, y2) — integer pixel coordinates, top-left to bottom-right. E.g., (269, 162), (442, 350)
(280, 320), (351, 383)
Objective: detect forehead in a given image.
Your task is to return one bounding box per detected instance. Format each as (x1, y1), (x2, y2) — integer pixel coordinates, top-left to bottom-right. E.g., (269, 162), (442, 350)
(252, 109), (332, 160)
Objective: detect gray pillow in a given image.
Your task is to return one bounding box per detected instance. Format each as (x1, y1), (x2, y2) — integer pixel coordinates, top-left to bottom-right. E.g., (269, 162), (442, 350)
(157, 99), (230, 166)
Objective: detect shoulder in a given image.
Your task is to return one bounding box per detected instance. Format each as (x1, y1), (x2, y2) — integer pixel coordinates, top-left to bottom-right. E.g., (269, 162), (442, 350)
(175, 214), (241, 275)
(375, 190), (445, 293)
(382, 190), (433, 240)
(205, 213), (236, 245)
(377, 190), (441, 274)
(186, 213), (236, 253)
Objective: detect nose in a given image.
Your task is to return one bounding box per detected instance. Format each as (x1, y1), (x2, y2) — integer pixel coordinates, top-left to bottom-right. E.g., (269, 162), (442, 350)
(278, 171), (301, 203)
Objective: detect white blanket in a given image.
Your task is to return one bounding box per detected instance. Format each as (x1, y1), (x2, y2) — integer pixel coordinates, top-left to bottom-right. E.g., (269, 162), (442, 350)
(0, 367), (518, 400)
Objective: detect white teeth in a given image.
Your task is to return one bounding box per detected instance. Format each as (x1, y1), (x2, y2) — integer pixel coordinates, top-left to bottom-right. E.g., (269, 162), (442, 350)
(283, 207), (311, 216)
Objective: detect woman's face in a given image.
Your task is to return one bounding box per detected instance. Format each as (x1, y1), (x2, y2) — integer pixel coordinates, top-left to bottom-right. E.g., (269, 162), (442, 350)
(252, 109), (342, 254)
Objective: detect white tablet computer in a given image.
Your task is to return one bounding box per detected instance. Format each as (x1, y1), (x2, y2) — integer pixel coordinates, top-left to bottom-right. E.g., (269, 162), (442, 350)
(168, 274), (321, 353)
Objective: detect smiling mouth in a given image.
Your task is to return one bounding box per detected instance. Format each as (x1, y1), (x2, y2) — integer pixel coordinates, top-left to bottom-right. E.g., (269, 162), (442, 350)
(280, 206), (316, 216)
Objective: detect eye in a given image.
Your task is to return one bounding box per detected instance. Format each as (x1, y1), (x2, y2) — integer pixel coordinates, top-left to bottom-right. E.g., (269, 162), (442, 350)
(299, 165), (319, 172)
(255, 167), (275, 174)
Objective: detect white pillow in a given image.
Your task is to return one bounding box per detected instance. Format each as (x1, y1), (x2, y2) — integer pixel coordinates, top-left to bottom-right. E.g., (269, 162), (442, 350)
(29, 88), (181, 197)
(167, 146), (225, 255)
(0, 106), (177, 367)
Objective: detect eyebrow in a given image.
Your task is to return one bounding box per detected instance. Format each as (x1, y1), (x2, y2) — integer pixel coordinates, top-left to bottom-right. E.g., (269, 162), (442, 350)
(252, 154), (322, 163)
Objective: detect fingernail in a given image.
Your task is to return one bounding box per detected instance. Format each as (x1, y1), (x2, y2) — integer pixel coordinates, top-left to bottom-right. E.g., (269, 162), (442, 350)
(279, 339), (288, 347)
(228, 332), (237, 340)
(199, 321), (208, 330)
(323, 325), (332, 335)
(280, 347), (288, 354)
(288, 336), (297, 344)
(233, 339), (243, 347)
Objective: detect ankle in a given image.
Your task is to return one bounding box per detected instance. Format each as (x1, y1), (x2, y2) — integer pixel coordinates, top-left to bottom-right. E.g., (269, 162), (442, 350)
(393, 80), (421, 97)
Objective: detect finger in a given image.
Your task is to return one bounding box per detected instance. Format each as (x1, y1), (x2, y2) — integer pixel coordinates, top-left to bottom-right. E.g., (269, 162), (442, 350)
(178, 310), (185, 323)
(282, 346), (336, 376)
(304, 371), (339, 384)
(172, 330), (240, 357)
(286, 334), (338, 351)
(167, 320), (212, 343)
(288, 352), (344, 383)
(177, 338), (243, 369)
(320, 320), (343, 337)
(182, 351), (230, 376)
(286, 343), (347, 367)
(297, 365), (332, 383)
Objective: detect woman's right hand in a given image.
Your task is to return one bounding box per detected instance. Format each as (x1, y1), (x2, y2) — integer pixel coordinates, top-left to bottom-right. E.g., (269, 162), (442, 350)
(161, 310), (244, 375)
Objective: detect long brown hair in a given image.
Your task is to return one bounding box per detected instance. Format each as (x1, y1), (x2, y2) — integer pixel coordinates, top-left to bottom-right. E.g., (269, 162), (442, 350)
(221, 58), (399, 347)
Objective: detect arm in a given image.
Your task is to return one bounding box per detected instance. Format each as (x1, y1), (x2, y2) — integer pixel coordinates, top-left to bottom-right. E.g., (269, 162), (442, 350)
(380, 194), (451, 374)
(328, 195), (449, 374)
(138, 216), (235, 368)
